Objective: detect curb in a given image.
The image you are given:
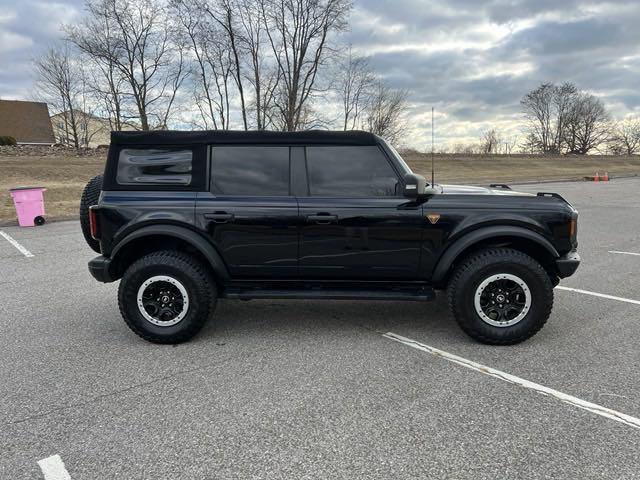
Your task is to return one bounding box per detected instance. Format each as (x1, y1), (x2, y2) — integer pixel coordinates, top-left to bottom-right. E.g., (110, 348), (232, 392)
(503, 173), (638, 186)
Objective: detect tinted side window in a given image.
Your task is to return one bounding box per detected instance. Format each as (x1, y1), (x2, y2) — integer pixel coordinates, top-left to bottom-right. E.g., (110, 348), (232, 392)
(306, 146), (399, 197)
(117, 149), (192, 186)
(211, 146), (290, 195)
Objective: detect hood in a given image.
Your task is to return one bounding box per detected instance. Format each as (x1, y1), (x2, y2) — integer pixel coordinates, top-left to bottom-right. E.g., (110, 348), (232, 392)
(439, 184), (534, 196)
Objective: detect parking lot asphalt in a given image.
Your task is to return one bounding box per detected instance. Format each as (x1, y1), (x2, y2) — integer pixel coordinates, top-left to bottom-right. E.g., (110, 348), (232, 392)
(1, 178), (639, 479)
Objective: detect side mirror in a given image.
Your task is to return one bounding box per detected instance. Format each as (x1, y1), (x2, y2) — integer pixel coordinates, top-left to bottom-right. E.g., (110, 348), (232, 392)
(402, 173), (427, 198)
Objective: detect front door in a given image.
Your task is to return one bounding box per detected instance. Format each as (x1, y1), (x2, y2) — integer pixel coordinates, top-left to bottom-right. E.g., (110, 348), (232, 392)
(298, 145), (423, 279)
(196, 145), (299, 278)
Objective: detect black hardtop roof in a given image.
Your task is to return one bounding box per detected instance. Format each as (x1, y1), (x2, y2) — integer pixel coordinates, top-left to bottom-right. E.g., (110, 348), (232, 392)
(110, 129), (382, 146)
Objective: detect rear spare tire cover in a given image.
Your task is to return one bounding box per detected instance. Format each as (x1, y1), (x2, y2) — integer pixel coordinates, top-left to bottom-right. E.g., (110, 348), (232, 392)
(80, 174), (103, 253)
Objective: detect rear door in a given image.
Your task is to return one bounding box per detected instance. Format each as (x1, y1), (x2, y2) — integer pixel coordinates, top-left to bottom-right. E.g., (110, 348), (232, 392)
(195, 145), (299, 278)
(297, 145), (423, 279)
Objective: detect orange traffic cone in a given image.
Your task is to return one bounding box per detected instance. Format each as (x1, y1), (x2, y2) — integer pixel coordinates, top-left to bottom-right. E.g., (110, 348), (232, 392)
(594, 172), (600, 182)
(602, 172), (609, 181)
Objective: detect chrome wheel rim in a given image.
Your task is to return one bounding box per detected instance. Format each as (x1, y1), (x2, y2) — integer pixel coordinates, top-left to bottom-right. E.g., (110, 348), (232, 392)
(474, 273), (531, 327)
(136, 275), (189, 326)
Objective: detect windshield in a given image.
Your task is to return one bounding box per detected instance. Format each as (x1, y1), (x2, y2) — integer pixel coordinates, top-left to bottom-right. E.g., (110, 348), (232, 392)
(383, 141), (413, 175)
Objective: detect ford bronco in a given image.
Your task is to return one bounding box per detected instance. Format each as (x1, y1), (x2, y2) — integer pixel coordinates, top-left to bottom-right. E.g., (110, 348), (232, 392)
(81, 130), (580, 345)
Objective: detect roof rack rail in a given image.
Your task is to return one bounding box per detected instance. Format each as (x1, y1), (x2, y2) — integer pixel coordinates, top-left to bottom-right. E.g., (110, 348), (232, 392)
(537, 192), (571, 205)
(489, 183), (512, 190)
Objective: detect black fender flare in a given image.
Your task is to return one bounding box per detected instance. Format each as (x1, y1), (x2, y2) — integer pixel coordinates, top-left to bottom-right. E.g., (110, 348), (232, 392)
(431, 225), (559, 284)
(110, 224), (230, 281)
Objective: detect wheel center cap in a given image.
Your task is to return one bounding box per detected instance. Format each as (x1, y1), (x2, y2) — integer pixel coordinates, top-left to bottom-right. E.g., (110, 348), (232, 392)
(496, 294), (506, 303)
(161, 295), (170, 303)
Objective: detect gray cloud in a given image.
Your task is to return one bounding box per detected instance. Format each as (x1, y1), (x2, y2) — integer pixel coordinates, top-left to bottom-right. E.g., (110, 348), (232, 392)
(346, 0), (640, 146)
(0, 0), (83, 99)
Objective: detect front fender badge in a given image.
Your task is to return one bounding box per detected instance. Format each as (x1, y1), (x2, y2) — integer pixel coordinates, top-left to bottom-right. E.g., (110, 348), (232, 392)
(426, 213), (440, 224)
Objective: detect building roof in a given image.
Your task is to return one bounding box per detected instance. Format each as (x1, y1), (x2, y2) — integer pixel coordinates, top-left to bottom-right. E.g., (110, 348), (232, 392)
(111, 129), (381, 146)
(0, 100), (55, 144)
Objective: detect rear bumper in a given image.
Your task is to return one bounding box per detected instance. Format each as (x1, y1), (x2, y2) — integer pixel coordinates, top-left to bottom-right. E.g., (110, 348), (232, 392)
(556, 250), (580, 278)
(88, 255), (115, 283)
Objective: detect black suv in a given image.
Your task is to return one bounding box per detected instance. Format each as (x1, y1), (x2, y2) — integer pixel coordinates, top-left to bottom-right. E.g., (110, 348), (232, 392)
(82, 130), (580, 345)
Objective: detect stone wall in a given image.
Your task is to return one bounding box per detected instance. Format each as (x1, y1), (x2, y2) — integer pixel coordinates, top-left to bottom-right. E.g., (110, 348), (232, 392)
(0, 145), (107, 157)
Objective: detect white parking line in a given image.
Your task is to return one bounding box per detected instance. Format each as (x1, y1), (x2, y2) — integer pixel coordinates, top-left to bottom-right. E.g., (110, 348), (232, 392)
(556, 286), (640, 306)
(37, 455), (71, 480)
(0, 230), (34, 258)
(383, 332), (640, 430)
(608, 250), (640, 257)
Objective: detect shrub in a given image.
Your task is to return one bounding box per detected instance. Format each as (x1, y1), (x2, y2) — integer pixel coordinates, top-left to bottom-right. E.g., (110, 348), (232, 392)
(0, 136), (17, 146)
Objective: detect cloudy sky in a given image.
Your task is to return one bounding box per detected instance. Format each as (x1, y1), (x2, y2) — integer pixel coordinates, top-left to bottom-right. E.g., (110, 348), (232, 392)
(1, 0), (639, 148)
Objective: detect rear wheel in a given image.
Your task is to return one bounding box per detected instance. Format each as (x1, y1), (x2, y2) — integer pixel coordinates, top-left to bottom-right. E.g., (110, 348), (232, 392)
(118, 251), (216, 344)
(447, 248), (553, 345)
(80, 174), (103, 253)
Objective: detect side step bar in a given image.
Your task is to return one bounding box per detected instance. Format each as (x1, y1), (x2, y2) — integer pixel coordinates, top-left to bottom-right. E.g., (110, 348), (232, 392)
(222, 285), (435, 302)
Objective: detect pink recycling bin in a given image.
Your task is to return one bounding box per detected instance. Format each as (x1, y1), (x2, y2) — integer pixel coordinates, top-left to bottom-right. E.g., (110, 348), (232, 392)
(9, 187), (47, 227)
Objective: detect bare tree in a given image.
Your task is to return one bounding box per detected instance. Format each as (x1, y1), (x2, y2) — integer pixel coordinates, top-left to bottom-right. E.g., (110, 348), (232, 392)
(68, 0), (187, 131)
(522, 82), (611, 154)
(551, 82), (578, 153)
(365, 81), (408, 144)
(563, 93), (610, 154)
(521, 83), (553, 153)
(252, 68), (281, 130)
(193, 37), (234, 130)
(34, 46), (84, 147)
(192, 0), (250, 130)
(260, 0), (351, 131)
(609, 118), (640, 155)
(66, 0), (127, 130)
(503, 135), (518, 155)
(174, 0), (233, 129)
(521, 82), (577, 154)
(236, 0), (280, 129)
(339, 48), (374, 131)
(480, 128), (501, 154)
(173, 0), (280, 130)
(452, 143), (477, 155)
(520, 131), (541, 154)
(86, 64), (127, 131)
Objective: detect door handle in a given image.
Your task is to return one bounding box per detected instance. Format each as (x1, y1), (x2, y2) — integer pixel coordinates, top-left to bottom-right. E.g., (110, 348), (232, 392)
(306, 214), (338, 224)
(204, 212), (235, 223)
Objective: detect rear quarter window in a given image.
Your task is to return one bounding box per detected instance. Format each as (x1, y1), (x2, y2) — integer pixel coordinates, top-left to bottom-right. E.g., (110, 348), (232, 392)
(116, 149), (193, 186)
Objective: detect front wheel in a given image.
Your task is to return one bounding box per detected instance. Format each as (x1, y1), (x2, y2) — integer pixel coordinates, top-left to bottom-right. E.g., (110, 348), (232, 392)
(447, 248), (553, 345)
(118, 251), (216, 344)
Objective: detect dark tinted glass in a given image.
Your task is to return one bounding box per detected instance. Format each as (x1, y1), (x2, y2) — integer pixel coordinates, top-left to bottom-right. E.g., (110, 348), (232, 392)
(211, 147), (290, 195)
(306, 146), (399, 196)
(117, 149), (192, 186)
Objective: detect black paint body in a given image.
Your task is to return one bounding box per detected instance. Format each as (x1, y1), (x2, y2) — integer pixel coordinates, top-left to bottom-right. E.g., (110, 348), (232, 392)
(90, 131), (579, 292)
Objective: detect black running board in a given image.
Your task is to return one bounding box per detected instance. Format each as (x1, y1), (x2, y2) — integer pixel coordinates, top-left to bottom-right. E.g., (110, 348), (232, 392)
(221, 285), (435, 301)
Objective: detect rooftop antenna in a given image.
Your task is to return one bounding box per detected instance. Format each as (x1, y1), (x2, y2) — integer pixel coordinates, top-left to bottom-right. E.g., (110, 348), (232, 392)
(431, 107), (435, 185)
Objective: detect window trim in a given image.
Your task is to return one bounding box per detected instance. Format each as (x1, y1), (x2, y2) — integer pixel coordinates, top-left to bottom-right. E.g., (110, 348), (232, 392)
(208, 144), (293, 197)
(302, 144), (404, 198)
(290, 146), (308, 197)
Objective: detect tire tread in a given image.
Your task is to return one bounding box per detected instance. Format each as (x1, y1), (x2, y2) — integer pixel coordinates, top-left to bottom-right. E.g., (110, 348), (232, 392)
(447, 247), (553, 345)
(117, 250), (216, 344)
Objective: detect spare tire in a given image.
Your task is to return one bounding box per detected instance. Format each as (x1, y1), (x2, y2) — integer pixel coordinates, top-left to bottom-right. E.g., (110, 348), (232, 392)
(80, 174), (103, 253)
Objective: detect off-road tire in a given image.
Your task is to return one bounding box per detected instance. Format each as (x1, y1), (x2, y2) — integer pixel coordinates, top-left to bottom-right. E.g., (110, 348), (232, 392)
(79, 174), (103, 253)
(447, 248), (553, 345)
(118, 251), (217, 344)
